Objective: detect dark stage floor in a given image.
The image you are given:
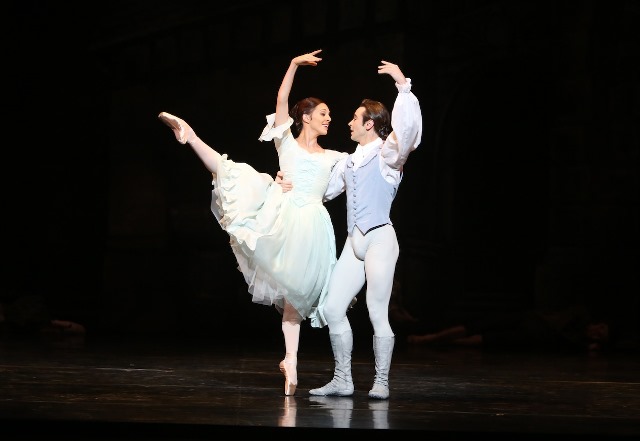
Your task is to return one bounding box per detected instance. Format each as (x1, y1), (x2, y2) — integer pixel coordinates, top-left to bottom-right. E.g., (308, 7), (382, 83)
(1, 332), (639, 440)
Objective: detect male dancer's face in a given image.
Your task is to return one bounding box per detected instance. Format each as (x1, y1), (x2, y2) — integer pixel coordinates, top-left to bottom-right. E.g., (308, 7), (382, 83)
(348, 107), (370, 144)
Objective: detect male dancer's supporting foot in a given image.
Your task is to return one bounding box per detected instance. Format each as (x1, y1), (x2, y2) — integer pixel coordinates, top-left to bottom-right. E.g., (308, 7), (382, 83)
(309, 330), (354, 396)
(368, 335), (394, 400)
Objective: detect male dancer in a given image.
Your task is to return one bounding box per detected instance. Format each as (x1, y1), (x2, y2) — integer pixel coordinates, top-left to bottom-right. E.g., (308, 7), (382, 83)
(280, 60), (422, 399)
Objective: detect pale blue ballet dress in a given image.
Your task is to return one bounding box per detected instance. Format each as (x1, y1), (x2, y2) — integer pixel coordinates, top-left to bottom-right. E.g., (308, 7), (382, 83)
(210, 113), (347, 326)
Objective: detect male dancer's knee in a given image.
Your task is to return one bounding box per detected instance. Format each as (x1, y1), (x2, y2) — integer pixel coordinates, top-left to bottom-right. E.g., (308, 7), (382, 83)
(323, 301), (347, 325)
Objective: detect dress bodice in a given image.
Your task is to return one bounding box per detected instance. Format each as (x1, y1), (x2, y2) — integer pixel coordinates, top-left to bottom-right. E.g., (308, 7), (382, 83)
(278, 140), (346, 207)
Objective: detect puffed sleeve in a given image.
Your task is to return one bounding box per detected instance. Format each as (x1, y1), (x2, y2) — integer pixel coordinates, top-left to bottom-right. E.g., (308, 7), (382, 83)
(381, 78), (422, 170)
(258, 113), (294, 142)
(323, 151), (349, 202)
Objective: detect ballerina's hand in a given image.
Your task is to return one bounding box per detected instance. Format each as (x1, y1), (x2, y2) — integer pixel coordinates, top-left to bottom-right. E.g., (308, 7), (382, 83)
(293, 49), (323, 67)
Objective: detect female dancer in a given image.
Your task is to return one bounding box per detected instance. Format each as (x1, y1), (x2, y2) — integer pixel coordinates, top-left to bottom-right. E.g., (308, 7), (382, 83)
(158, 50), (347, 396)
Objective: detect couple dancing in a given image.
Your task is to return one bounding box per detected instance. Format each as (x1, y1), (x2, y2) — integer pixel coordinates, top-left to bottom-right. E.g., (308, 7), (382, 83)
(158, 49), (422, 400)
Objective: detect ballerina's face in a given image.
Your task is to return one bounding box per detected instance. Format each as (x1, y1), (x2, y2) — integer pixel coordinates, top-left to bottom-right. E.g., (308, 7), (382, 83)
(307, 103), (331, 135)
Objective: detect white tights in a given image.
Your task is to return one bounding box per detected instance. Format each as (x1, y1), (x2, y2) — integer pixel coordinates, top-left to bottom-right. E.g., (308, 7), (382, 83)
(322, 225), (398, 338)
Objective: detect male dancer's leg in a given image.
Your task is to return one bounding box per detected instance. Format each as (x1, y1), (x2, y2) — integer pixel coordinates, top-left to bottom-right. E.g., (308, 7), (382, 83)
(323, 238), (366, 333)
(363, 226), (399, 337)
(308, 238), (364, 396)
(362, 225), (398, 399)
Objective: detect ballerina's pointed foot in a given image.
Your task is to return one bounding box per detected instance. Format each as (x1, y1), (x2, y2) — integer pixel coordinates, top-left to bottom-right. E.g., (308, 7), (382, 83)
(158, 111), (193, 144)
(279, 360), (297, 396)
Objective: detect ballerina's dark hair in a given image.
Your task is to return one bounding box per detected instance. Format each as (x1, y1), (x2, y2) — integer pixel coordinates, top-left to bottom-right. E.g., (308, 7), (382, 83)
(360, 99), (391, 140)
(290, 97), (325, 136)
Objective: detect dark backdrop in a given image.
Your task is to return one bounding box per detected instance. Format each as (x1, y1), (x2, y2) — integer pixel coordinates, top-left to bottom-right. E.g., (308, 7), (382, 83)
(5, 1), (639, 348)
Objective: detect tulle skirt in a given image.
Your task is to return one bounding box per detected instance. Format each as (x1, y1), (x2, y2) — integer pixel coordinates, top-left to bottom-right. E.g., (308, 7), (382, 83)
(210, 155), (336, 323)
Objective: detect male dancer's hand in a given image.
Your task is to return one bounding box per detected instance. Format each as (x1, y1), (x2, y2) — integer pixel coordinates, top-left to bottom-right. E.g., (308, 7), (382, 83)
(275, 171), (293, 193)
(378, 61), (406, 85)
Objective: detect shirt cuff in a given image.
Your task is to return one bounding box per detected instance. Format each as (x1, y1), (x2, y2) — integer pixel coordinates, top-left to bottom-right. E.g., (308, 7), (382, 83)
(396, 78), (412, 93)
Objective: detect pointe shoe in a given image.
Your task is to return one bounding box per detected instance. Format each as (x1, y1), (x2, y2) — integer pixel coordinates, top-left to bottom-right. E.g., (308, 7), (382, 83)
(279, 360), (297, 396)
(158, 111), (193, 144)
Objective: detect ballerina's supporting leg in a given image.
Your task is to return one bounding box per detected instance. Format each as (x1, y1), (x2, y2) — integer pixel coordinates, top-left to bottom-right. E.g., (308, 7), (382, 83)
(280, 301), (301, 396)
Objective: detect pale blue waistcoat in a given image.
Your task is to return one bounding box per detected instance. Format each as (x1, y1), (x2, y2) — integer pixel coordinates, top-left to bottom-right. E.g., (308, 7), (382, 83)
(345, 148), (398, 236)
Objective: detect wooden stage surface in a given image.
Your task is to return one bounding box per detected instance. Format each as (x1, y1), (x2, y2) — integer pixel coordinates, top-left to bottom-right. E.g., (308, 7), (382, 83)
(1, 333), (638, 440)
